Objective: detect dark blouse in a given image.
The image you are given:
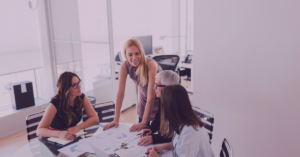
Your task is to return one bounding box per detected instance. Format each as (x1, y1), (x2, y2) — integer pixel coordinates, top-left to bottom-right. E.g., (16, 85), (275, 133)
(149, 99), (172, 144)
(49, 93), (85, 130)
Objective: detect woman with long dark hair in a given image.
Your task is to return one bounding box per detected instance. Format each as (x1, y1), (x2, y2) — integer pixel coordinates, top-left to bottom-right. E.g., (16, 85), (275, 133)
(37, 72), (99, 141)
(146, 85), (214, 157)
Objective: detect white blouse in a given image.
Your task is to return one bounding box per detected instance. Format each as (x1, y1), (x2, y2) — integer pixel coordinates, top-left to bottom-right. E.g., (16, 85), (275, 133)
(172, 125), (215, 157)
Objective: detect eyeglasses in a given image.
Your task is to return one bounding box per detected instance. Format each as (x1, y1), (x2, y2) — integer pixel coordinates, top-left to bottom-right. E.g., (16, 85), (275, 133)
(71, 80), (82, 89)
(155, 83), (166, 89)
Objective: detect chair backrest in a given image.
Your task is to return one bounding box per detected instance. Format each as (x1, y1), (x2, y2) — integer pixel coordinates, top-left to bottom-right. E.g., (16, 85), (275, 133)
(83, 101), (115, 123)
(87, 96), (96, 105)
(192, 106), (214, 144)
(26, 111), (45, 142)
(220, 138), (234, 157)
(152, 55), (180, 71)
(83, 101), (115, 137)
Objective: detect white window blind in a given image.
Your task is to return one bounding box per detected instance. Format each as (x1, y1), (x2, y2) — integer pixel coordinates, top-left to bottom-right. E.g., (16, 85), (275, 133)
(0, 0), (42, 75)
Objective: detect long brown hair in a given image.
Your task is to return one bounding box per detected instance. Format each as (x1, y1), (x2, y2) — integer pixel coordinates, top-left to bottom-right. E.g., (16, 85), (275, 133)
(54, 72), (84, 126)
(123, 38), (148, 86)
(160, 84), (204, 138)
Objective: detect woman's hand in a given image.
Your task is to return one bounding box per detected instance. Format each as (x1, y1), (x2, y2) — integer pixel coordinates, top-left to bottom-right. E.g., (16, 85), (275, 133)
(58, 131), (76, 141)
(140, 129), (152, 138)
(138, 135), (153, 146)
(103, 120), (119, 130)
(147, 146), (163, 157)
(67, 126), (80, 134)
(129, 123), (147, 132)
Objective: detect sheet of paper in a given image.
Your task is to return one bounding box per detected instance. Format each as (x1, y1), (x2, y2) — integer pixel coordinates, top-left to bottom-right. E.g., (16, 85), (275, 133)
(161, 150), (173, 157)
(94, 124), (137, 143)
(21, 83), (27, 93)
(84, 137), (120, 154)
(120, 135), (173, 157)
(115, 149), (136, 157)
(57, 142), (85, 157)
(119, 135), (148, 157)
(75, 139), (95, 153)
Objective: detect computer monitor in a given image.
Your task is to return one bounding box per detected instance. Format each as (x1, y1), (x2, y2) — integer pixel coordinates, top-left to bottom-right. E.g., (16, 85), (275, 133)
(115, 51), (123, 62)
(133, 35), (153, 55)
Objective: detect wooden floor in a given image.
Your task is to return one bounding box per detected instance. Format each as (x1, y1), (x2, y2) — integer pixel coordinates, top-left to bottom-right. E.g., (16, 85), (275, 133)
(0, 93), (192, 157)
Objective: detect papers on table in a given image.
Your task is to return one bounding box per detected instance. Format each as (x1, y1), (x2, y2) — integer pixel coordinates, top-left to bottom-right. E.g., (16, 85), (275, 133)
(57, 142), (86, 157)
(48, 130), (87, 145)
(94, 124), (137, 143)
(57, 124), (173, 157)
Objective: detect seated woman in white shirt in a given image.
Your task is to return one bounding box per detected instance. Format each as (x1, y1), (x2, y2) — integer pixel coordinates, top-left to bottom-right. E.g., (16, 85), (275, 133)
(146, 84), (215, 157)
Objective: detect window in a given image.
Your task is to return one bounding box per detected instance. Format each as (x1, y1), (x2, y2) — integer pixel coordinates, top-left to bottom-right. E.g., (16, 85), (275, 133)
(49, 0), (114, 103)
(0, 0), (43, 113)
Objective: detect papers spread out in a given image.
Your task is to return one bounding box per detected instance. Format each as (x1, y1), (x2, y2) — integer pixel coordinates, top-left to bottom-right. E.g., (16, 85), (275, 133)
(94, 124), (137, 143)
(124, 136), (171, 157)
(57, 142), (85, 157)
(48, 130), (87, 145)
(57, 124), (173, 157)
(76, 137), (118, 154)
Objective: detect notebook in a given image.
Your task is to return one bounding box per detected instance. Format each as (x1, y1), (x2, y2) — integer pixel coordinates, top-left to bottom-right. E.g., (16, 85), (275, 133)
(47, 130), (87, 145)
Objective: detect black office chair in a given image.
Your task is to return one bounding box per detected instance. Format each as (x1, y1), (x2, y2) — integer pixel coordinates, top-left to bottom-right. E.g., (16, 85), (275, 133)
(83, 101), (115, 137)
(26, 111), (45, 142)
(87, 96), (96, 104)
(220, 138), (234, 157)
(192, 106), (214, 144)
(152, 55), (180, 71)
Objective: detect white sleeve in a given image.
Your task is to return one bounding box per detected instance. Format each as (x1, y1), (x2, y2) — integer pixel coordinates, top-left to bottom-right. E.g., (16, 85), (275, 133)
(176, 129), (199, 157)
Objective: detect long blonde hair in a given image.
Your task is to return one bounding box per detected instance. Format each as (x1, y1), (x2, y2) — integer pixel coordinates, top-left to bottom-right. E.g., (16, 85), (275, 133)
(123, 38), (148, 86)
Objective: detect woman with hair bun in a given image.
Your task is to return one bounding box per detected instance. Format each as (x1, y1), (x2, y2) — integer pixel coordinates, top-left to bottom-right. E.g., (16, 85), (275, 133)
(37, 72), (99, 140)
(103, 38), (162, 132)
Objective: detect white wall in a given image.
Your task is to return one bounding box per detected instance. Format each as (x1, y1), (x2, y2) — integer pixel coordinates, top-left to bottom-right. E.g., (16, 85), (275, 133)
(0, 104), (47, 138)
(111, 0), (173, 56)
(194, 0), (300, 157)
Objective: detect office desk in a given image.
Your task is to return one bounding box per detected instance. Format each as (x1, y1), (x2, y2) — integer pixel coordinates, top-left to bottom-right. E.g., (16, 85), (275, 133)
(10, 123), (172, 157)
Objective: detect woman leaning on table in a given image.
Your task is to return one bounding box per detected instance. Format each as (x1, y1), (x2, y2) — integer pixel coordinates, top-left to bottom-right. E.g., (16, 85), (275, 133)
(36, 72), (99, 141)
(147, 85), (215, 157)
(103, 38), (162, 132)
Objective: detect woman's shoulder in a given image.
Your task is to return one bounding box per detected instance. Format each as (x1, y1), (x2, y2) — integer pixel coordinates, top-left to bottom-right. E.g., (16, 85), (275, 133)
(146, 57), (152, 63)
(180, 125), (206, 138)
(49, 96), (60, 108)
(182, 125), (200, 133)
(123, 60), (135, 73)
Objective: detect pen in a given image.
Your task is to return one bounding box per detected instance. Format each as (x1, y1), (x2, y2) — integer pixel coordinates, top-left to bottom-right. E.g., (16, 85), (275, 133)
(66, 129), (77, 138)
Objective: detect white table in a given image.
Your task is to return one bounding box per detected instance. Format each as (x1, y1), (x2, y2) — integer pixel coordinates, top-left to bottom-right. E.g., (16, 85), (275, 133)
(10, 123), (172, 157)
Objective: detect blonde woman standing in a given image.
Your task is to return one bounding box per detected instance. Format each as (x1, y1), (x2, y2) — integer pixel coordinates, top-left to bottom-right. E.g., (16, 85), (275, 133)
(104, 39), (162, 132)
